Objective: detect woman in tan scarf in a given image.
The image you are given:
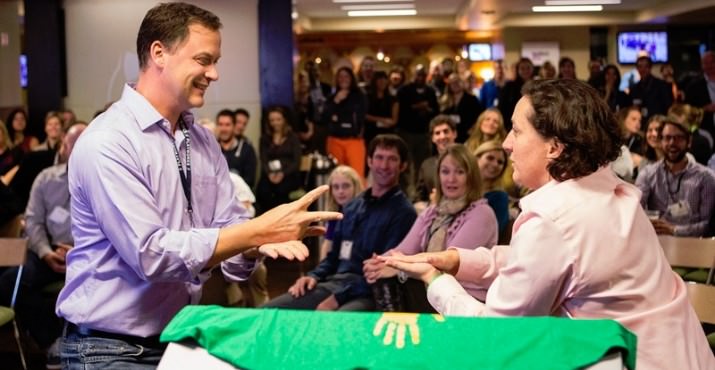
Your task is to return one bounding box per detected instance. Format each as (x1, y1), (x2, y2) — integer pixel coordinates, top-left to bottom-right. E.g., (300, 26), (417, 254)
(363, 144), (498, 310)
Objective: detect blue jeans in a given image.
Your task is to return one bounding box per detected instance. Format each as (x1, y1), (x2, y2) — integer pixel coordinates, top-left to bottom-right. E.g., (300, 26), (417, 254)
(60, 331), (165, 369)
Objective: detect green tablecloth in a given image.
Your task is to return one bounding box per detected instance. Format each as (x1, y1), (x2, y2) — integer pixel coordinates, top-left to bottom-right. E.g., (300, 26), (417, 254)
(161, 306), (637, 370)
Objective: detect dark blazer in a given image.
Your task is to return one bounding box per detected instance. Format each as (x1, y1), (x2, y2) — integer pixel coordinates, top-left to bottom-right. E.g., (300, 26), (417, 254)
(629, 75), (673, 124)
(684, 76), (714, 137)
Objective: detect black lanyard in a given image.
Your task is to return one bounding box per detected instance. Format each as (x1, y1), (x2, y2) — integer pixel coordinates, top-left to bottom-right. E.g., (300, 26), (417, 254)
(665, 163), (685, 202)
(169, 118), (193, 226)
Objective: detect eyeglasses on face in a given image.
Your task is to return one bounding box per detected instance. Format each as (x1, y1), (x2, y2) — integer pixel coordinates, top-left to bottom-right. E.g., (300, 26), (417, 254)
(660, 134), (687, 143)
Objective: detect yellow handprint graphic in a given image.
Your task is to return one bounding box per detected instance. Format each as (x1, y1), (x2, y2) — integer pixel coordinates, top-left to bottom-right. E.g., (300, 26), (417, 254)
(372, 313), (445, 349)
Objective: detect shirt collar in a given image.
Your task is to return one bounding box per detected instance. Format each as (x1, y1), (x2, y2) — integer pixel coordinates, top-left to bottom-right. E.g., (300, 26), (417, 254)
(120, 83), (196, 132)
(362, 186), (401, 204)
(518, 166), (622, 216)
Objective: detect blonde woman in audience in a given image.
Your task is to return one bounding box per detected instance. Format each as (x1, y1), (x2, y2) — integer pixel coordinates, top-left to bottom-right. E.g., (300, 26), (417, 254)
(320, 165), (364, 261)
(35, 111), (64, 151)
(464, 108), (507, 154)
(474, 140), (510, 235)
(364, 144), (498, 308)
(465, 109), (523, 207)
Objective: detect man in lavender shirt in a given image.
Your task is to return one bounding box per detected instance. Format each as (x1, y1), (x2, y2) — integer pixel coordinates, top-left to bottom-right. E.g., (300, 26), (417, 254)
(56, 3), (340, 368)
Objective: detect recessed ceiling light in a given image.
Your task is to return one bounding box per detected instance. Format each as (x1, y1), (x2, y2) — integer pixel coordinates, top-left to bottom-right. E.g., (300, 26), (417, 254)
(348, 9), (417, 16)
(532, 5), (603, 12)
(341, 4), (415, 10)
(545, 0), (620, 4)
(333, 0), (413, 3)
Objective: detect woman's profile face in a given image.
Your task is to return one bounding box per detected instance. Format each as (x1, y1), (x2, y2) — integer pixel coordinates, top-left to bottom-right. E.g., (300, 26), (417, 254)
(477, 149), (506, 181)
(330, 173), (356, 207)
(502, 97), (555, 190)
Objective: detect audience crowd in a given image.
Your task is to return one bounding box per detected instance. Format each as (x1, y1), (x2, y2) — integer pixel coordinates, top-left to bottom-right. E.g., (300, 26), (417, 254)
(1, 50), (715, 365)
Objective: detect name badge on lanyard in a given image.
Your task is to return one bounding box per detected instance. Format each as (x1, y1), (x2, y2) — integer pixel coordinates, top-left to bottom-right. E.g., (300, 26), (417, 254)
(667, 200), (690, 219)
(339, 240), (353, 260)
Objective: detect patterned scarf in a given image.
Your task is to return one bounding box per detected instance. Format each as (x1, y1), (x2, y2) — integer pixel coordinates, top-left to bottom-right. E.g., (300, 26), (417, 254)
(425, 197), (467, 253)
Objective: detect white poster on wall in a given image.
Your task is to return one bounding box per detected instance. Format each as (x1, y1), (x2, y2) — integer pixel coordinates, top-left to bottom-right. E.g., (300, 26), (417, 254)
(521, 42), (560, 66)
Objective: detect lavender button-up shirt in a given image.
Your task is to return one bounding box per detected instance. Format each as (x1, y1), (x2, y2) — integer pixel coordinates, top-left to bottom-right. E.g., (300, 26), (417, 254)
(57, 84), (253, 337)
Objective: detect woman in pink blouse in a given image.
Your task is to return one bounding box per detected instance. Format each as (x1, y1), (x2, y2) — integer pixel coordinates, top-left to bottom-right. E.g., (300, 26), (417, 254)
(385, 79), (714, 369)
(364, 144), (498, 306)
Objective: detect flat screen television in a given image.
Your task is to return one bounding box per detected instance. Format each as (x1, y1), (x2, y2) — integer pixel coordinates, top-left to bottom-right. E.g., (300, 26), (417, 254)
(617, 31), (668, 64)
(468, 43), (492, 62)
(19, 54), (27, 88)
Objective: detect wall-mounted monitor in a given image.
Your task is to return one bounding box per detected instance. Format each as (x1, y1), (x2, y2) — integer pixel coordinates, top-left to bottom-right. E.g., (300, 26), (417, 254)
(617, 31), (668, 64)
(19, 54), (27, 88)
(468, 43), (492, 61)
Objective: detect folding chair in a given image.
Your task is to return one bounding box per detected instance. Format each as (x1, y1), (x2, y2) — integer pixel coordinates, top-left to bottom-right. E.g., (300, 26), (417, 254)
(0, 238), (29, 370)
(658, 235), (715, 285)
(686, 283), (715, 325)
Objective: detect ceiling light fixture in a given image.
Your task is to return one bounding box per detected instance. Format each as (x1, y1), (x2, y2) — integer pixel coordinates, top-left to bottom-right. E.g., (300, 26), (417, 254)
(348, 9), (417, 16)
(532, 5), (603, 12)
(545, 0), (620, 4)
(341, 4), (415, 10)
(333, 0), (413, 3)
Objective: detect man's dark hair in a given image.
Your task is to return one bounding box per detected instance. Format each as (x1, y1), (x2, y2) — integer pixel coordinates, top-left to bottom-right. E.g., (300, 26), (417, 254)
(216, 109), (235, 124)
(521, 79), (621, 182)
(428, 114), (457, 135)
(234, 108), (250, 119)
(636, 55), (653, 68)
(658, 116), (692, 138)
(137, 2), (222, 70)
(368, 134), (409, 163)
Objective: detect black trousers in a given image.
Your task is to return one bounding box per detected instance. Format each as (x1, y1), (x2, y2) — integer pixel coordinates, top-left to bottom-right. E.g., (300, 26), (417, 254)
(0, 251), (64, 348)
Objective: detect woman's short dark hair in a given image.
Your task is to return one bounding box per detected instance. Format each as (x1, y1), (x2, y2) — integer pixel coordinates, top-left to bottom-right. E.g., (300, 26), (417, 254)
(521, 79), (621, 182)
(137, 2), (222, 70)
